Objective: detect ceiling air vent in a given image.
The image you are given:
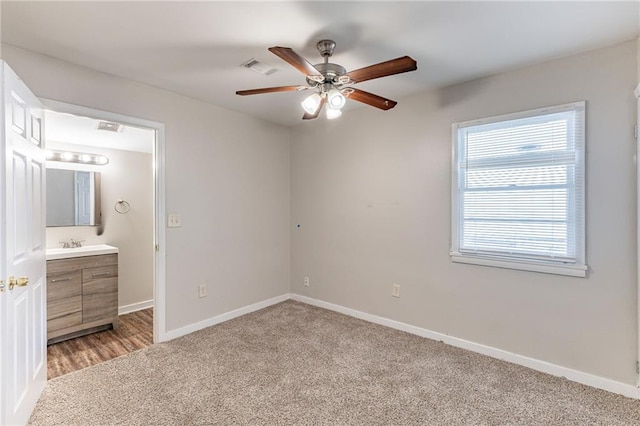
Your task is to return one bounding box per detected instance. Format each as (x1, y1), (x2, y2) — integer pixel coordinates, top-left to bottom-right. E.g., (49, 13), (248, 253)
(97, 121), (123, 132)
(240, 58), (277, 76)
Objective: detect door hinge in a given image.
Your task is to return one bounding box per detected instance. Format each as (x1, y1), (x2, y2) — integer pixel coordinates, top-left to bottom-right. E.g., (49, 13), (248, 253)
(155, 244), (159, 252)
(636, 360), (639, 375)
(635, 125), (638, 139)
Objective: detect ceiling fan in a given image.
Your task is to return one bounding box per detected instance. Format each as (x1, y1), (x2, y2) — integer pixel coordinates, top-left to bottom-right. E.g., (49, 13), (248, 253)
(236, 40), (417, 120)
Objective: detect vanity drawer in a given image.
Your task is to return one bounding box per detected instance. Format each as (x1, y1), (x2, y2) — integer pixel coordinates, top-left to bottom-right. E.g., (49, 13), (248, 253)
(82, 264), (118, 282)
(48, 254), (118, 274)
(47, 270), (82, 321)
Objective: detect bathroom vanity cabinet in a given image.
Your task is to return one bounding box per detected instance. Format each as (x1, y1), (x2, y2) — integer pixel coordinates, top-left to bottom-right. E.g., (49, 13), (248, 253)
(46, 253), (118, 344)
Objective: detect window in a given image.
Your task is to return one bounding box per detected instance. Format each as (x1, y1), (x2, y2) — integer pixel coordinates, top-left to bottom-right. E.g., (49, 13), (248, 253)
(451, 102), (586, 277)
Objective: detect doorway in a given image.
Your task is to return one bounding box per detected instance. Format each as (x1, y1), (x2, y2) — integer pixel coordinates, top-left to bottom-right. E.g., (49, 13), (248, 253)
(42, 100), (166, 377)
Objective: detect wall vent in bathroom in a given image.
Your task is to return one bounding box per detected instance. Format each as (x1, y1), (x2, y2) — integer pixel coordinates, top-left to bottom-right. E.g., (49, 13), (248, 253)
(97, 121), (123, 132)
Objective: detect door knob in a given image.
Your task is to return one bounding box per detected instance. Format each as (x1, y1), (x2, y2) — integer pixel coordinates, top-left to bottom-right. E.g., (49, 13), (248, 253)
(8, 276), (28, 290)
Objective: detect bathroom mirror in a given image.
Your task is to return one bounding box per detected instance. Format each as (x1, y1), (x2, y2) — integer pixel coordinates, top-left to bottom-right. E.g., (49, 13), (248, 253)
(46, 169), (102, 227)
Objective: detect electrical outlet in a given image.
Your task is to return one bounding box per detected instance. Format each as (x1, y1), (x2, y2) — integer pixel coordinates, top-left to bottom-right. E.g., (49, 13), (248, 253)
(303, 277), (310, 287)
(392, 283), (400, 298)
(198, 283), (207, 298)
(168, 213), (182, 228)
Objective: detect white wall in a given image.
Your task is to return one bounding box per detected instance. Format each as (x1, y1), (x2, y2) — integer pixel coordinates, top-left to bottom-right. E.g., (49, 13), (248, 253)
(0, 43), (291, 333)
(45, 143), (154, 310)
(3, 38), (637, 386)
(290, 40), (638, 385)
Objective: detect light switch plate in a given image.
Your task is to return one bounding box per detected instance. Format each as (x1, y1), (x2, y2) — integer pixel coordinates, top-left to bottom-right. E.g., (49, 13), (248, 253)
(168, 213), (182, 228)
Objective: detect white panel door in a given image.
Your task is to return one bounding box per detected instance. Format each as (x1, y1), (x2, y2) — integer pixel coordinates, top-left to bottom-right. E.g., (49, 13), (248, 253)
(0, 62), (47, 425)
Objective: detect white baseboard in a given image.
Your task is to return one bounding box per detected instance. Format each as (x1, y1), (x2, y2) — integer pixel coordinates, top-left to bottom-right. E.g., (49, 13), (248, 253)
(162, 294), (289, 342)
(119, 299), (154, 315)
(156, 292), (639, 399)
(290, 293), (640, 400)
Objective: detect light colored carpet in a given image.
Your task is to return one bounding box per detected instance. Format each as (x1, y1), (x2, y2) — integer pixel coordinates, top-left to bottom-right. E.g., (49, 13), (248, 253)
(30, 300), (640, 425)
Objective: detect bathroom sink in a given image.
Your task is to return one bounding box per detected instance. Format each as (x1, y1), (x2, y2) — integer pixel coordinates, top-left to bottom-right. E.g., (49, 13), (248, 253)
(46, 244), (119, 260)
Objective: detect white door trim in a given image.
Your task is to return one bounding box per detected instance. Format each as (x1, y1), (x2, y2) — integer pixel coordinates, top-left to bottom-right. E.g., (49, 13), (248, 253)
(635, 82), (640, 387)
(39, 98), (168, 343)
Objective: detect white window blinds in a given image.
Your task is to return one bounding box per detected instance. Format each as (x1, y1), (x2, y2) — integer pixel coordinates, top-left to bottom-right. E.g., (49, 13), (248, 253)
(451, 102), (586, 277)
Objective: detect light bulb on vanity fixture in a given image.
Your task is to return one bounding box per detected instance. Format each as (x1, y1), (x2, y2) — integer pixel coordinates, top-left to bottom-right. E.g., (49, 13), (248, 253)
(46, 149), (109, 166)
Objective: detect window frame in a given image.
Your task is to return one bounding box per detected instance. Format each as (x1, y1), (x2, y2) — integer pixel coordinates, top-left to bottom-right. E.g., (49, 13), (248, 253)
(450, 101), (587, 277)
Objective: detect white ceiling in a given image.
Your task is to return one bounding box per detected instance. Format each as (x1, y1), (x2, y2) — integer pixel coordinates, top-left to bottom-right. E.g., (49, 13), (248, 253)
(2, 2), (638, 127)
(45, 110), (155, 154)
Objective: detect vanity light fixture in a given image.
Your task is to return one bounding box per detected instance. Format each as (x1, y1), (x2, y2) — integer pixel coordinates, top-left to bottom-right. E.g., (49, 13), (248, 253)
(46, 149), (109, 165)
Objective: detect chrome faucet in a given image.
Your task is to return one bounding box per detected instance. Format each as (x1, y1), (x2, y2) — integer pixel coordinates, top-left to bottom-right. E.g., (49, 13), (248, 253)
(70, 238), (84, 248)
(60, 239), (85, 248)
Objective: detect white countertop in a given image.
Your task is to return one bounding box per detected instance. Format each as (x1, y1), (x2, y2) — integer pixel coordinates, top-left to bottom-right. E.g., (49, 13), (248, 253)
(46, 244), (119, 260)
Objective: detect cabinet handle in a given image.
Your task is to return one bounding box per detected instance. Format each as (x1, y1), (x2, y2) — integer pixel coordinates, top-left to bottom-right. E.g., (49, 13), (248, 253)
(51, 277), (72, 283)
(92, 272), (111, 278)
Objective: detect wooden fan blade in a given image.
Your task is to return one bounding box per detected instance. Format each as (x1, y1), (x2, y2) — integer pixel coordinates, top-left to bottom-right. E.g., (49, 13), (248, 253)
(269, 46), (323, 79)
(343, 88), (397, 110)
(302, 96), (326, 120)
(236, 86), (307, 96)
(346, 56), (417, 84)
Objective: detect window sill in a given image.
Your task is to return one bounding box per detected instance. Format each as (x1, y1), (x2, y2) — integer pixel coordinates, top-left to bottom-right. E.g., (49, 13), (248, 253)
(450, 254), (587, 278)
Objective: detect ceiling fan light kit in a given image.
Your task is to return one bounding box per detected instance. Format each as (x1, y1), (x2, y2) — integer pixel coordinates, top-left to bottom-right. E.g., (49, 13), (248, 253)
(236, 39), (417, 121)
(326, 108), (342, 120)
(301, 92), (322, 114)
(327, 88), (346, 109)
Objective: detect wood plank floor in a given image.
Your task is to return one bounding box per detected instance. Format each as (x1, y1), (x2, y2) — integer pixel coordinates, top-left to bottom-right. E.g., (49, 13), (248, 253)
(47, 308), (153, 380)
